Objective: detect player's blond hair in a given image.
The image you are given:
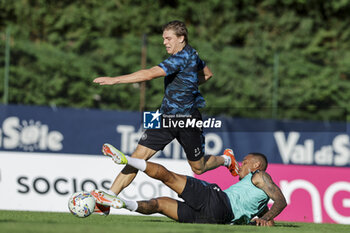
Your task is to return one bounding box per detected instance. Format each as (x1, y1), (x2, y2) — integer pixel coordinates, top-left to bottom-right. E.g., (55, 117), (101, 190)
(162, 20), (188, 44)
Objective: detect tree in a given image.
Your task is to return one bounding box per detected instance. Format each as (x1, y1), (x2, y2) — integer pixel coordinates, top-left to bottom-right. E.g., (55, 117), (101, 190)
(1, 0), (349, 121)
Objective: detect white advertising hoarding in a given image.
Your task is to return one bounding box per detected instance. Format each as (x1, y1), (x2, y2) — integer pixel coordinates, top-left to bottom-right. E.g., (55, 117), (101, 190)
(0, 152), (193, 215)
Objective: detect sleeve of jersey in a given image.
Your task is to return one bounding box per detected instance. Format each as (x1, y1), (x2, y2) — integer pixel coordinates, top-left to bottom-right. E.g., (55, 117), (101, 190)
(197, 57), (206, 71)
(158, 54), (186, 76)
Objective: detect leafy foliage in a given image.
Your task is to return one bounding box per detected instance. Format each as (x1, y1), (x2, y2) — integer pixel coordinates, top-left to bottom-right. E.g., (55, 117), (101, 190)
(1, 0), (349, 121)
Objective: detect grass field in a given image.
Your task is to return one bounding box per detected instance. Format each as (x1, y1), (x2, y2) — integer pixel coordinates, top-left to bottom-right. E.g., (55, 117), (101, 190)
(0, 210), (349, 233)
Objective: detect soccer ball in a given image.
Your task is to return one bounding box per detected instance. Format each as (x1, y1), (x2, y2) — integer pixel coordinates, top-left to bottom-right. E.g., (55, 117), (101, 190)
(68, 191), (96, 218)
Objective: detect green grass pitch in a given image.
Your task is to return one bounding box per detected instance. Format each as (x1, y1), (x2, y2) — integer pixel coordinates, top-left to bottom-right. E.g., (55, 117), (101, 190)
(0, 210), (349, 233)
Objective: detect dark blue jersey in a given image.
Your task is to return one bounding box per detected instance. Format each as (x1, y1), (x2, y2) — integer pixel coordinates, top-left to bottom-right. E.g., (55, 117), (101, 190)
(158, 45), (206, 115)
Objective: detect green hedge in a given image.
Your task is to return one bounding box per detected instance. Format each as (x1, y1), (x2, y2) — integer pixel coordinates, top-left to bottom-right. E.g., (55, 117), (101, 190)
(1, 0), (349, 121)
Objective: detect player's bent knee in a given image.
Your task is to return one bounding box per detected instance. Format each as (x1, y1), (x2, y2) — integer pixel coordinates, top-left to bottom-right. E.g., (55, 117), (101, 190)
(188, 159), (206, 175)
(191, 166), (205, 175)
(155, 197), (172, 212)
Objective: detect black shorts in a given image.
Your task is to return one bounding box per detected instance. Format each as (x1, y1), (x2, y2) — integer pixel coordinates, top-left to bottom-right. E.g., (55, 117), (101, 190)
(177, 176), (234, 224)
(138, 109), (205, 161)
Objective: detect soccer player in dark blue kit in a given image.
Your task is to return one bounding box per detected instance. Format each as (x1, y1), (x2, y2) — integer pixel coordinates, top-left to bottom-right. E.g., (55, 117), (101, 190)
(93, 20), (238, 215)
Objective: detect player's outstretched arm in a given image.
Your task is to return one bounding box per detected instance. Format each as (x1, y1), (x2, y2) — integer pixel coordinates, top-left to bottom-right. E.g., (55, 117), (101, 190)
(198, 66), (213, 85)
(252, 171), (287, 226)
(93, 66), (166, 85)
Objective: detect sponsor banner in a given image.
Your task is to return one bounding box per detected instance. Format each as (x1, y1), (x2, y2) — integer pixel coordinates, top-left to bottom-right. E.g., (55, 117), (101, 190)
(0, 104), (349, 167)
(1, 150), (349, 224)
(195, 164), (350, 224)
(0, 151), (192, 215)
(0, 104), (141, 155)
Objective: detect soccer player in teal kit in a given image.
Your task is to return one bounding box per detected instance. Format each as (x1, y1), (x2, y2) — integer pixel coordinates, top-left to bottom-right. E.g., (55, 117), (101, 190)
(91, 144), (287, 226)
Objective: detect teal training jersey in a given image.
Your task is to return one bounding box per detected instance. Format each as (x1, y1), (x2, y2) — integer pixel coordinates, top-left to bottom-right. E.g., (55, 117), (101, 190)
(223, 172), (270, 224)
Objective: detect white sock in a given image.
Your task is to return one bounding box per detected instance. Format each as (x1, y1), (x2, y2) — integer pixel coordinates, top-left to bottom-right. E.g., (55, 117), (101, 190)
(119, 197), (138, 211)
(126, 156), (147, 171)
(106, 189), (117, 196)
(106, 189), (138, 211)
(222, 155), (231, 167)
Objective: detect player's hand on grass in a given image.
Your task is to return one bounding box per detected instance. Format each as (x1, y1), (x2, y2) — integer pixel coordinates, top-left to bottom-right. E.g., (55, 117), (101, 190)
(93, 77), (117, 85)
(252, 218), (275, 227)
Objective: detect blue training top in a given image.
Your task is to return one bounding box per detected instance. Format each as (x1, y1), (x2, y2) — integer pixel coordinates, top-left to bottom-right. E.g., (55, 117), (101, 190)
(223, 172), (270, 225)
(158, 44), (206, 115)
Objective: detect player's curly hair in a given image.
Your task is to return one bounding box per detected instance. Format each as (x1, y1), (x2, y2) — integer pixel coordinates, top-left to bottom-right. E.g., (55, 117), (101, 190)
(162, 20), (188, 44)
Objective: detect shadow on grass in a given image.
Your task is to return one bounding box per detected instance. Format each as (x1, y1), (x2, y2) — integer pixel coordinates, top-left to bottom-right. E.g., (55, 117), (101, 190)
(138, 219), (301, 228)
(276, 223), (300, 228)
(0, 219), (17, 223)
(139, 219), (174, 223)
